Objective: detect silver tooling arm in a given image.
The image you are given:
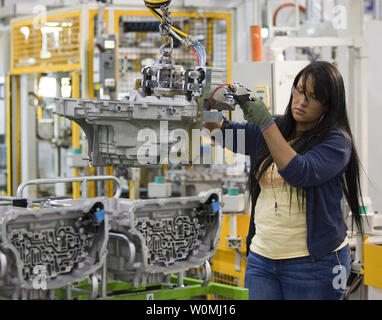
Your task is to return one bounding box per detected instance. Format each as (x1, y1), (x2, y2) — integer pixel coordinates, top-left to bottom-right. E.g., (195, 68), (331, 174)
(0, 177), (222, 298)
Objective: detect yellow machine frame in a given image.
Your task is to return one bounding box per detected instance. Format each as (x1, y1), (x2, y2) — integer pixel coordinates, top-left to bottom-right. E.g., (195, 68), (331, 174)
(363, 236), (382, 290)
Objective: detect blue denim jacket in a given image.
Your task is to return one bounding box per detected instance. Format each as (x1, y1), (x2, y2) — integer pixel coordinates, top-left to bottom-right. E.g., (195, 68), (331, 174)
(220, 118), (351, 261)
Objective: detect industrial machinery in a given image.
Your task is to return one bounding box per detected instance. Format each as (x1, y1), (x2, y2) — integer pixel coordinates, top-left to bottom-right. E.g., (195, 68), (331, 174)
(53, 1), (225, 168)
(0, 176), (223, 299)
(0, 176), (117, 299)
(166, 164), (248, 197)
(107, 189), (222, 288)
(2, 0), (382, 301)
(53, 67), (223, 167)
(93, 33), (118, 96)
(0, 1), (238, 300)
(0, 200), (112, 298)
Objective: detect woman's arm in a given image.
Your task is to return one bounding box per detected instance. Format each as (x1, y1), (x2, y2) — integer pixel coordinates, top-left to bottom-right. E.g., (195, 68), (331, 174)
(204, 117), (263, 158)
(258, 121), (351, 187)
(261, 122), (297, 170)
(277, 130), (352, 187)
(230, 99), (350, 186)
(210, 85), (351, 186)
(234, 98), (297, 169)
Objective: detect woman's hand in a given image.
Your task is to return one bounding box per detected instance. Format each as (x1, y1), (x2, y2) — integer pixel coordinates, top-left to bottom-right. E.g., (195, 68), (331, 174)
(211, 83), (274, 131)
(227, 83), (274, 132)
(240, 99), (274, 132)
(225, 83), (296, 170)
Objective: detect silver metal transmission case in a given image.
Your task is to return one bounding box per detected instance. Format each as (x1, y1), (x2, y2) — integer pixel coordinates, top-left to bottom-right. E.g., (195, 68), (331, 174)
(106, 189), (222, 287)
(0, 198), (114, 295)
(54, 92), (201, 167)
(53, 66), (224, 167)
(0, 176), (223, 296)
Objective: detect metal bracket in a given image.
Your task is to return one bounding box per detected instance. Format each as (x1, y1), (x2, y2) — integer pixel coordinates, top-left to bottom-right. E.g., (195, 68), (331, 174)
(16, 176), (122, 199)
(226, 237), (242, 249)
(109, 232), (136, 267)
(0, 251), (7, 278)
(201, 260), (212, 287)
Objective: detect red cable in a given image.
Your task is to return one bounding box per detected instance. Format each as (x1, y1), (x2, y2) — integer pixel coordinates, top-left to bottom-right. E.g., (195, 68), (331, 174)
(190, 47), (200, 66)
(273, 2), (306, 27)
(208, 83), (231, 108)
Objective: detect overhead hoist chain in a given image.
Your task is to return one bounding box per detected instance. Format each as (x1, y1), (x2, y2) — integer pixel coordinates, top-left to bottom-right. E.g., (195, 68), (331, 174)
(158, 4), (173, 63)
(143, 0), (206, 66)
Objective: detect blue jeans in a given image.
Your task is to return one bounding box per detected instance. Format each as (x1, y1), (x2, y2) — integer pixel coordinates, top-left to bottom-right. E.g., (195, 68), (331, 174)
(244, 245), (351, 300)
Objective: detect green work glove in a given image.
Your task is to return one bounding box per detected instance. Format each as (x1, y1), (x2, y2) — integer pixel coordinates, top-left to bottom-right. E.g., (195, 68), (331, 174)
(228, 83), (275, 132)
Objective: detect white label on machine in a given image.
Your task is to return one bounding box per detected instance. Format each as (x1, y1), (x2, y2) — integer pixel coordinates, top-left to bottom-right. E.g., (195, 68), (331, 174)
(93, 50), (100, 83)
(104, 78), (115, 87)
(104, 39), (116, 49)
(146, 293), (154, 300)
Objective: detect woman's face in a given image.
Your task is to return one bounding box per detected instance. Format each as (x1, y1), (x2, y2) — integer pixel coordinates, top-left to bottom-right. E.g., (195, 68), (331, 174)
(291, 75), (327, 132)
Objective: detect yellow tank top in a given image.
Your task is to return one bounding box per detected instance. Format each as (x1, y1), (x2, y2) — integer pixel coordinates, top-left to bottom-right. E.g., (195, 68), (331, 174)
(250, 161), (348, 260)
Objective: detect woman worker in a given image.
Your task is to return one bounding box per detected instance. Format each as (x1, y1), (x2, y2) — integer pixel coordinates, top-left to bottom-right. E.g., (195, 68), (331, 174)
(206, 61), (364, 300)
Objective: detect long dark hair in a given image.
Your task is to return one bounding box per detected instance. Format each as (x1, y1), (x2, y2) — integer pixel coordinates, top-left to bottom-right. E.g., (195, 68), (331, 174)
(248, 61), (364, 236)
